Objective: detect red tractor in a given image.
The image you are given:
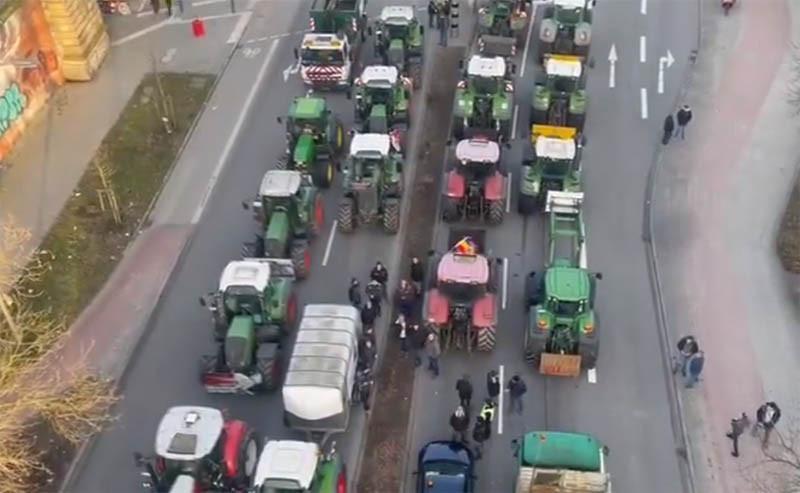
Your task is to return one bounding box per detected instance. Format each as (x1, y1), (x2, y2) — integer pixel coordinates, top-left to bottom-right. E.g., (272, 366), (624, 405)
(442, 138), (508, 225)
(134, 406), (260, 493)
(424, 232), (499, 352)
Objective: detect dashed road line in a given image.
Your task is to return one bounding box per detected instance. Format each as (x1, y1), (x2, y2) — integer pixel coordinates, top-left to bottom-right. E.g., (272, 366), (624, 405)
(227, 11), (252, 44)
(498, 364), (505, 435)
(505, 172), (512, 213)
(510, 104), (519, 140)
(639, 35), (646, 63)
(502, 257), (509, 310)
(519, 8), (536, 78)
(640, 87), (649, 119)
(640, 0), (647, 14)
(322, 220), (338, 266)
(588, 368), (597, 384)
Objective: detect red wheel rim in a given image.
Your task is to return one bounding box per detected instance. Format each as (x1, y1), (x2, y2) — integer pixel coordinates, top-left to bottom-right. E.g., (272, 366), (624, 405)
(287, 295), (297, 326)
(304, 250), (311, 272)
(315, 197), (324, 229)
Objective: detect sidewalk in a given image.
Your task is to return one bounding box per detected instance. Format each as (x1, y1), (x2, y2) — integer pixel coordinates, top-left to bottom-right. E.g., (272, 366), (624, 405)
(652, 0), (800, 491)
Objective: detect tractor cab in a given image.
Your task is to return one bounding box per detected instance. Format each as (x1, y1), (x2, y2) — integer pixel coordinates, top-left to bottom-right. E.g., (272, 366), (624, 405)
(353, 65), (411, 133)
(346, 133), (391, 183)
(375, 6), (423, 68)
(532, 125), (580, 185)
(443, 139), (507, 224)
(435, 237), (491, 304)
(455, 138), (502, 182)
(218, 260), (273, 325)
(251, 170), (313, 231)
(543, 55), (583, 93)
(478, 0), (528, 35)
(539, 0), (592, 58)
(531, 55), (587, 130)
(462, 55), (511, 95)
(454, 55), (514, 140)
(135, 407), (259, 493)
(285, 96), (328, 137)
(253, 440), (347, 492)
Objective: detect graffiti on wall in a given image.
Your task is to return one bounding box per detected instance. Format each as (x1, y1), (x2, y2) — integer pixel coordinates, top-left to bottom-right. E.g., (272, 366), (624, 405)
(0, 0), (61, 159)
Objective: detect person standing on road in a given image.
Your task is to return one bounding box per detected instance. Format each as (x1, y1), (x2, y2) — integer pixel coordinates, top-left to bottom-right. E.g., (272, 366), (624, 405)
(684, 350), (705, 388)
(424, 332), (441, 377)
(479, 398), (496, 425)
(165, 0), (173, 15)
(396, 279), (416, 318)
(370, 261), (389, 299)
(450, 405), (470, 444)
(673, 335), (699, 375)
(358, 339), (377, 371)
(472, 416), (489, 459)
(754, 401), (781, 448)
(409, 322), (428, 367)
(486, 369), (500, 401)
(410, 256), (425, 296)
(456, 374), (473, 409)
(726, 412), (750, 457)
(662, 114), (675, 145)
(427, 0), (438, 28)
(395, 314), (408, 355)
(506, 374), (527, 415)
(361, 300), (377, 332)
(676, 104), (693, 139)
(348, 278), (362, 308)
(437, 5), (449, 46)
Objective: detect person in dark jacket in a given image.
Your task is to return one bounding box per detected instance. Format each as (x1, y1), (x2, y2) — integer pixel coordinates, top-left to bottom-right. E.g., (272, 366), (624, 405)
(370, 261), (389, 299)
(410, 256), (425, 296)
(348, 278), (362, 308)
(754, 401), (781, 448)
(675, 104), (693, 139)
(361, 300), (377, 331)
(506, 375), (527, 415)
(427, 0), (438, 28)
(396, 279), (416, 318)
(662, 114), (675, 145)
(673, 335), (699, 375)
(450, 405), (469, 443)
(726, 412), (750, 457)
(456, 375), (473, 409)
(395, 314), (408, 354)
(366, 280), (383, 317)
(358, 339), (376, 371)
(472, 416), (489, 459)
(437, 7), (448, 46)
(486, 370), (500, 400)
(409, 323), (428, 367)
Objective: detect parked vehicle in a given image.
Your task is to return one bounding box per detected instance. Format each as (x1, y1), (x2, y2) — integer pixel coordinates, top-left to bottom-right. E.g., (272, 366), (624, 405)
(442, 138), (507, 224)
(518, 125), (583, 215)
(538, 0), (592, 60)
(416, 441), (476, 493)
(253, 440), (347, 492)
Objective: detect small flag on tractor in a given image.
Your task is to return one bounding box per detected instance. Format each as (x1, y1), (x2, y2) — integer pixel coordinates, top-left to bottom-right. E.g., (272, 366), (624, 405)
(452, 236), (477, 256)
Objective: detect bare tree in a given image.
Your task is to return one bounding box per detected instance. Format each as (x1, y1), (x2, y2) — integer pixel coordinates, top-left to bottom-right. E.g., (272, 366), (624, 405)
(788, 42), (800, 116)
(746, 420), (800, 493)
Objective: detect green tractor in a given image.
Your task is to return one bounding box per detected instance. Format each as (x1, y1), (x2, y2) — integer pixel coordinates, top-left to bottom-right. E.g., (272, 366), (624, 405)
(531, 54), (588, 132)
(350, 65), (411, 152)
(198, 258), (298, 393)
(337, 133), (404, 234)
(453, 55), (515, 141)
(242, 170), (324, 279)
(523, 191), (602, 377)
(518, 124), (583, 215)
(254, 440), (347, 492)
(477, 0), (530, 48)
(276, 95), (346, 188)
(371, 5), (424, 87)
(538, 0), (593, 59)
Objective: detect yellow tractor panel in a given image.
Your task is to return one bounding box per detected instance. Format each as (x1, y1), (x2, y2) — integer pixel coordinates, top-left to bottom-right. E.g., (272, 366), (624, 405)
(531, 124), (577, 141)
(539, 353), (582, 377)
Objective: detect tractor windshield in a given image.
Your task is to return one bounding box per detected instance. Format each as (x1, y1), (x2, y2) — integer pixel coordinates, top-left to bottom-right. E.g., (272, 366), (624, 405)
(301, 48), (345, 65)
(367, 86), (394, 104)
(551, 76), (579, 93)
(439, 280), (485, 303)
(555, 6), (583, 24)
(223, 287), (263, 318)
(550, 298), (582, 316)
(385, 24), (409, 38)
(471, 76), (499, 94)
(287, 117), (324, 136)
(542, 159), (568, 178)
(258, 479), (304, 492)
(350, 157), (381, 182)
(262, 196), (292, 216)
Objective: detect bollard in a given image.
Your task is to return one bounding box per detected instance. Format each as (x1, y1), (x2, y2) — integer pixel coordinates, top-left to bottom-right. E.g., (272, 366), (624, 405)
(192, 18), (206, 38)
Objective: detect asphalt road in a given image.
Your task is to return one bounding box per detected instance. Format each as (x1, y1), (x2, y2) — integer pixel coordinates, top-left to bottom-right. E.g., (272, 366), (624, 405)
(69, 1), (436, 491)
(403, 0), (697, 491)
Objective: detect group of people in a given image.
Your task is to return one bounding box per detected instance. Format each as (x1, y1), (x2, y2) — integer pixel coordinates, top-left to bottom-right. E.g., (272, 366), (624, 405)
(672, 334), (705, 388)
(427, 0), (460, 46)
(448, 372), (527, 459)
(726, 401), (782, 458)
(662, 104), (694, 145)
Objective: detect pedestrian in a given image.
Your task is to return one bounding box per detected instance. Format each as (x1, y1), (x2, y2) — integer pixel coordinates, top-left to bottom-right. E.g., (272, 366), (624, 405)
(672, 335), (699, 375)
(365, 280), (383, 317)
(370, 261), (389, 299)
(409, 322), (428, 367)
(486, 369), (500, 400)
(471, 416), (489, 459)
(358, 339), (377, 371)
(449, 0), (459, 37)
(361, 300), (377, 332)
(356, 367), (373, 412)
(662, 114), (675, 145)
(164, 0), (172, 15)
(437, 8), (448, 47)
(754, 401), (781, 448)
(348, 278), (362, 308)
(410, 256), (425, 296)
(676, 104), (693, 139)
(396, 279), (416, 318)
(450, 405), (470, 443)
(726, 412), (750, 457)
(424, 332), (441, 377)
(427, 0), (438, 28)
(684, 350), (705, 388)
(479, 398), (496, 425)
(506, 374), (527, 415)
(456, 374), (473, 409)
(395, 314), (409, 355)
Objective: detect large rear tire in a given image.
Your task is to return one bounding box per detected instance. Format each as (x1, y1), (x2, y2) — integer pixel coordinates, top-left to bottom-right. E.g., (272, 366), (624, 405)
(290, 241), (310, 280)
(235, 430), (260, 486)
(257, 357), (279, 391)
(338, 197), (356, 233)
(382, 198), (400, 234)
(475, 326), (496, 351)
(487, 199), (504, 225)
(312, 161), (334, 189)
(442, 197), (460, 222)
(310, 195), (324, 236)
(276, 156), (289, 170)
(517, 193), (536, 215)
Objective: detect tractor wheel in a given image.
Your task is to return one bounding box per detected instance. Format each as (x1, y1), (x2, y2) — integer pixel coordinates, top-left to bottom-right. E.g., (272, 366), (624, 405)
(518, 193), (536, 215)
(338, 197), (356, 233)
(235, 429), (260, 486)
(276, 156), (289, 170)
(310, 195), (324, 236)
(382, 198), (400, 234)
(579, 338), (599, 369)
(312, 161), (334, 189)
(335, 123), (345, 154)
(442, 197), (460, 222)
(488, 199), (505, 225)
(475, 326), (496, 351)
(257, 356), (280, 391)
(290, 241), (311, 280)
(452, 118), (465, 140)
(256, 325), (281, 343)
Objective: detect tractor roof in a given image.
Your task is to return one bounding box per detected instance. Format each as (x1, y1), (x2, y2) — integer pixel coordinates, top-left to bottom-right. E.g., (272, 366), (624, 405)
(380, 5), (414, 24)
(437, 252), (490, 285)
(260, 170), (303, 198)
(350, 133), (391, 158)
(254, 440), (320, 489)
(467, 55), (506, 78)
(155, 406), (224, 461)
(521, 431), (602, 471)
(360, 65), (399, 87)
(455, 139), (500, 164)
(545, 265), (591, 301)
(301, 33), (346, 49)
(535, 136), (576, 160)
(545, 56), (583, 79)
(553, 0), (586, 8)
(219, 259), (271, 292)
(290, 97), (326, 120)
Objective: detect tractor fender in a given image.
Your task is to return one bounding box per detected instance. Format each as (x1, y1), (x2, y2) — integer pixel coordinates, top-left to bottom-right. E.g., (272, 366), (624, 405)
(484, 171), (506, 201)
(222, 420), (249, 479)
(425, 288), (450, 325)
(472, 293), (497, 328)
(444, 170), (466, 199)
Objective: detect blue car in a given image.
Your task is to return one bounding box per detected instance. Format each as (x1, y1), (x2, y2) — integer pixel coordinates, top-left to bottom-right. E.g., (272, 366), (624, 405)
(416, 441), (476, 493)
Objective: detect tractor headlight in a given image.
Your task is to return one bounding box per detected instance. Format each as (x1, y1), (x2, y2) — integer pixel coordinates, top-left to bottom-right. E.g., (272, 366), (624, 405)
(537, 318), (549, 329)
(540, 24), (556, 43)
(583, 322), (595, 334)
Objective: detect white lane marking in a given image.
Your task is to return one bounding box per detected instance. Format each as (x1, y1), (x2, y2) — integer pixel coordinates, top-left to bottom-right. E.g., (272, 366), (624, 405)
(505, 172), (512, 213)
(519, 10), (536, 78)
(658, 50), (675, 94)
(502, 257), (509, 310)
(283, 59), (301, 81)
(227, 11), (252, 44)
(608, 44), (617, 89)
(640, 0), (647, 14)
(111, 19), (170, 46)
(640, 88), (648, 119)
(192, 39), (280, 223)
(161, 48), (177, 64)
(588, 368), (597, 384)
(498, 364), (505, 435)
(510, 104), (519, 140)
(322, 220), (338, 266)
(639, 36), (646, 63)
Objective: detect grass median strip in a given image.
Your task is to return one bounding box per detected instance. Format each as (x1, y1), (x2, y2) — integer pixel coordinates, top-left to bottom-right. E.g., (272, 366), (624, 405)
(778, 173), (800, 273)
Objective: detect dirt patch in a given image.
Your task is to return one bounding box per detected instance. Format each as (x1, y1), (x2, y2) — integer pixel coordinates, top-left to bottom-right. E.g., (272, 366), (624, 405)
(357, 47), (464, 493)
(778, 176), (800, 273)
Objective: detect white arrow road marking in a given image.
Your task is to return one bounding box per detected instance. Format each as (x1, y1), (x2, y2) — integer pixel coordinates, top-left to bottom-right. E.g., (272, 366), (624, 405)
(498, 365), (505, 435)
(640, 87), (649, 119)
(519, 10), (536, 78)
(511, 104), (519, 140)
(227, 11), (252, 44)
(657, 49), (675, 94)
(502, 258), (509, 310)
(608, 44), (617, 88)
(322, 220), (338, 266)
(161, 48), (177, 64)
(283, 59), (300, 81)
(639, 36), (646, 63)
(640, 0), (647, 14)
(588, 368), (597, 383)
(505, 172), (512, 213)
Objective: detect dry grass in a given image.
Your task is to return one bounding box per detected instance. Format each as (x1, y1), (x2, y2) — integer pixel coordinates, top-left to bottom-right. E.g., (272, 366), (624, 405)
(777, 178), (800, 273)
